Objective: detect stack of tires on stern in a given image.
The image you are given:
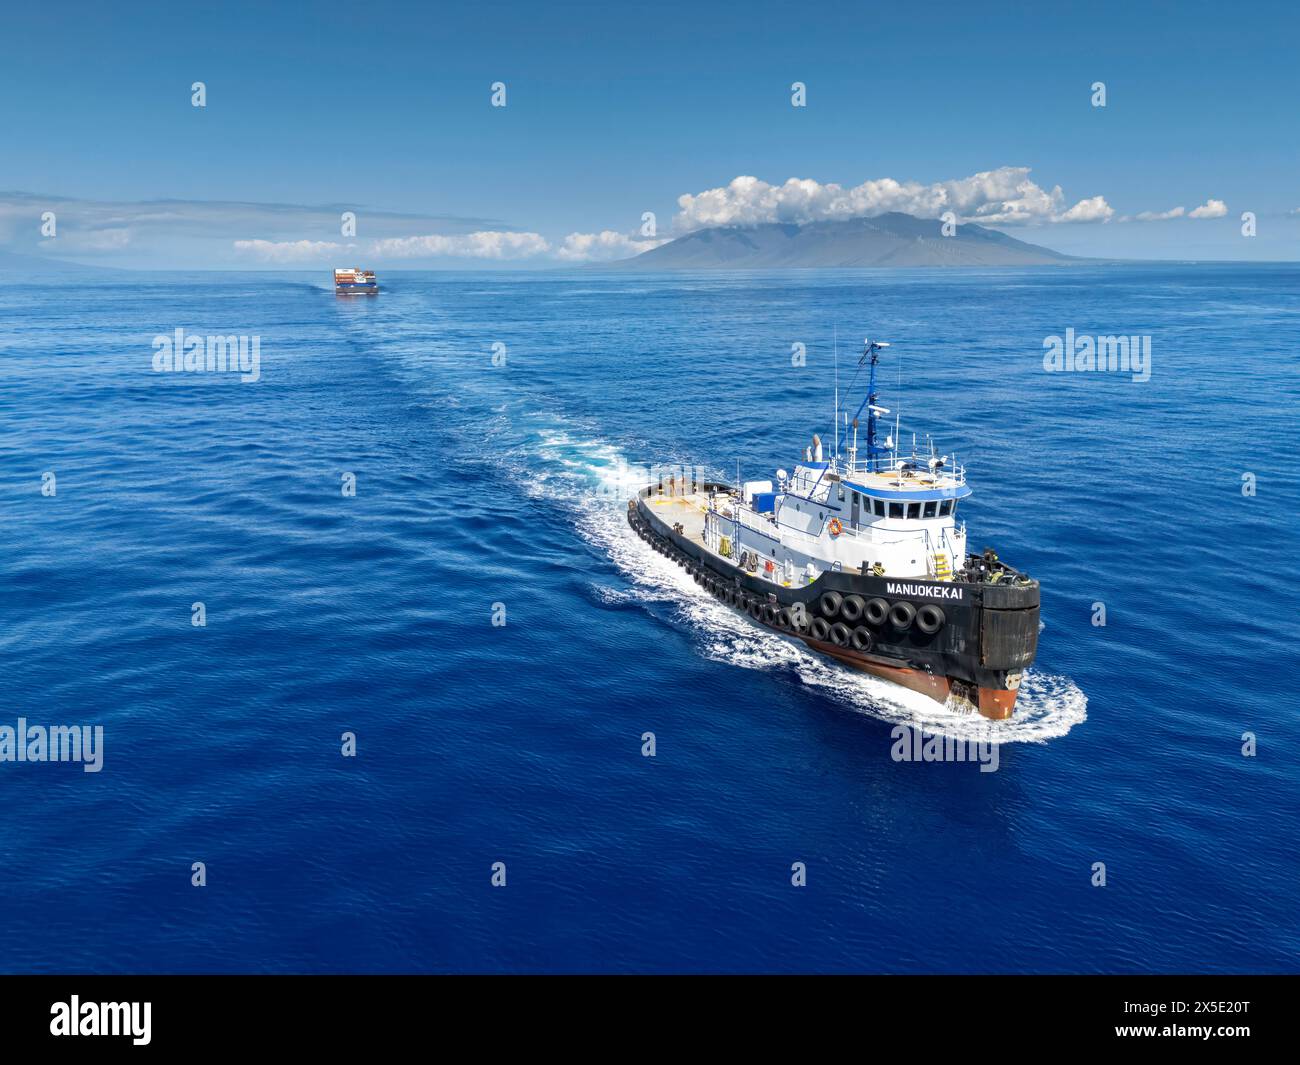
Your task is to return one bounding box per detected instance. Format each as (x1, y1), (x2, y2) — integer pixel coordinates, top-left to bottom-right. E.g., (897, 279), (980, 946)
(809, 589), (945, 654)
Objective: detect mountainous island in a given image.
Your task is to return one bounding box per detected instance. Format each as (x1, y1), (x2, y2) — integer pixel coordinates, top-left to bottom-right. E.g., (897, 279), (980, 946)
(617, 212), (1078, 268)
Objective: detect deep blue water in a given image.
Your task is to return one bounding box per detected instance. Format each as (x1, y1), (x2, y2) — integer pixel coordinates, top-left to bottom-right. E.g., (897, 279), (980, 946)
(2, 265), (1297, 973)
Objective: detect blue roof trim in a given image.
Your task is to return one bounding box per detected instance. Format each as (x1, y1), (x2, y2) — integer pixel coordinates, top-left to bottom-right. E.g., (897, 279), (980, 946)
(844, 481), (972, 502)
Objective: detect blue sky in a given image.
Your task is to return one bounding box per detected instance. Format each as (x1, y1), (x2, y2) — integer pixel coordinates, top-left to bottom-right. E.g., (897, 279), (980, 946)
(3, 0), (1297, 266)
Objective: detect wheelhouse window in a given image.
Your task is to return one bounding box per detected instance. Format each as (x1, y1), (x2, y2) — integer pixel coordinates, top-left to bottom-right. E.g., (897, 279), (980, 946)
(888, 502), (904, 519)
(873, 498), (885, 517)
(923, 500), (937, 518)
(906, 502), (921, 519)
(939, 499), (955, 516)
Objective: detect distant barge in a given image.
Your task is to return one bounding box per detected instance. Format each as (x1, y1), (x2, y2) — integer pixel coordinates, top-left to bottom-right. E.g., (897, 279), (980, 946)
(334, 267), (378, 295)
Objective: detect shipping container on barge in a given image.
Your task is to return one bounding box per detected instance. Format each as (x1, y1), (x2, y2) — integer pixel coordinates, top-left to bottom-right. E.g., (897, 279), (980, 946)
(334, 267), (378, 295)
(626, 337), (1040, 720)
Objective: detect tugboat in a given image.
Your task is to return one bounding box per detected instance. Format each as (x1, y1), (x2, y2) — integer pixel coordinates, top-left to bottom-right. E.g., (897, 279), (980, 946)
(626, 338), (1039, 719)
(334, 267), (378, 295)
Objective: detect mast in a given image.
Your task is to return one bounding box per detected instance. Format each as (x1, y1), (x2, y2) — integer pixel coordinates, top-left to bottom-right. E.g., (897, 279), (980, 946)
(844, 338), (891, 472)
(865, 338), (880, 467)
(832, 326), (839, 463)
(864, 338), (891, 468)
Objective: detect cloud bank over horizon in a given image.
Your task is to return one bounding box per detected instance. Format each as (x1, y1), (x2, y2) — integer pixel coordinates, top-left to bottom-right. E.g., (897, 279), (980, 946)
(0, 172), (1239, 268)
(0, 191), (667, 266)
(231, 229), (666, 264)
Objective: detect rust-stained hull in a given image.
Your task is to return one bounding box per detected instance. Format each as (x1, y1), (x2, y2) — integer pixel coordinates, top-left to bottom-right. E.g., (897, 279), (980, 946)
(811, 640), (1019, 719)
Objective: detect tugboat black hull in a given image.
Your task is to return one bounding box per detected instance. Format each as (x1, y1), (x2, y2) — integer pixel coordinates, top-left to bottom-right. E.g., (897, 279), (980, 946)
(629, 485), (1039, 719)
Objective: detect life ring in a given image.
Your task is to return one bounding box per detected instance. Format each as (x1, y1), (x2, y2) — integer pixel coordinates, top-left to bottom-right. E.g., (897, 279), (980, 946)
(828, 518), (843, 537)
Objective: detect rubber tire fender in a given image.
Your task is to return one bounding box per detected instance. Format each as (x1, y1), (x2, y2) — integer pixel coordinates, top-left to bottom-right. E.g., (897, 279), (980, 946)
(889, 600), (916, 630)
(850, 626), (873, 651)
(916, 604), (945, 635)
(810, 617), (831, 641)
(818, 590), (843, 618)
(864, 598), (890, 626)
(840, 595), (866, 622)
(830, 622), (852, 647)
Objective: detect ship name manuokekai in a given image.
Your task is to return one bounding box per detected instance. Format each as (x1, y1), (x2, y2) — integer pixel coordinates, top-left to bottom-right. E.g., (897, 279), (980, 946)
(887, 582), (964, 601)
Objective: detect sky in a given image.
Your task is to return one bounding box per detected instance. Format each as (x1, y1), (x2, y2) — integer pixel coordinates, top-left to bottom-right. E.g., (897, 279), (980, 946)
(2, 0), (1298, 267)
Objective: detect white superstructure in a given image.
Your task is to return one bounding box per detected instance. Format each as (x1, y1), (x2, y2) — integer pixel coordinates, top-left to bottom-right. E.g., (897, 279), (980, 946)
(698, 450), (968, 587)
(654, 338), (971, 587)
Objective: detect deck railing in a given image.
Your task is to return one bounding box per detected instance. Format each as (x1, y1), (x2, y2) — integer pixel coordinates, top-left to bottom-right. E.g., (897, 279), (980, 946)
(840, 455), (966, 486)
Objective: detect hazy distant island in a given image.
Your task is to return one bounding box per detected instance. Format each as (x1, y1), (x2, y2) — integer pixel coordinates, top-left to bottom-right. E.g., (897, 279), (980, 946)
(613, 211), (1080, 269)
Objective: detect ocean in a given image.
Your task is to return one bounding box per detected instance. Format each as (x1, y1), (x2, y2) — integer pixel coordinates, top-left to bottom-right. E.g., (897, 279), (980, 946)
(2, 264), (1297, 973)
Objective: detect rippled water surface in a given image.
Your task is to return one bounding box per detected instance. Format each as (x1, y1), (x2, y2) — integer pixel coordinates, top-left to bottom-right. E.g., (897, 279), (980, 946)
(2, 265), (1297, 972)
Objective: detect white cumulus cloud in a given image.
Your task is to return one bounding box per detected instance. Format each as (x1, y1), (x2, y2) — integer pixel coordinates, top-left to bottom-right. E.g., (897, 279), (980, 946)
(1054, 196), (1114, 223)
(1134, 206), (1187, 221)
(1188, 199), (1227, 219)
(233, 239), (346, 263)
(369, 231), (551, 259)
(672, 167), (1115, 230)
(554, 230), (667, 262)
(42, 227), (134, 252)
(235, 229), (667, 263)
